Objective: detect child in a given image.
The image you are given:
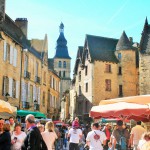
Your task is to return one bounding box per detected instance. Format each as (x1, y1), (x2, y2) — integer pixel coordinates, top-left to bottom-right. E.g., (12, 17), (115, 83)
(108, 142), (114, 150)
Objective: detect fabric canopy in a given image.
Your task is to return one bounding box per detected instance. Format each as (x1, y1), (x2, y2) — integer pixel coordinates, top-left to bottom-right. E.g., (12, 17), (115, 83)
(0, 100), (17, 114)
(99, 94), (150, 105)
(17, 110), (46, 118)
(90, 95), (150, 122)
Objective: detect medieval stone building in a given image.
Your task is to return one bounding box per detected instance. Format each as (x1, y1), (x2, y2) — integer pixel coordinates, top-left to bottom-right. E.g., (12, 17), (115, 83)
(72, 32), (139, 123)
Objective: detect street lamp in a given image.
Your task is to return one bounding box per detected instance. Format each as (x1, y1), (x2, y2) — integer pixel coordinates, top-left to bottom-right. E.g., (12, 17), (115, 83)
(5, 92), (10, 101)
(34, 99), (38, 110)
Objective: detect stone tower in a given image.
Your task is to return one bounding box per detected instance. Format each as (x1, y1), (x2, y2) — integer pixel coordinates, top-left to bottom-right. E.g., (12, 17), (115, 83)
(139, 18), (150, 94)
(115, 31), (138, 96)
(53, 22), (71, 100)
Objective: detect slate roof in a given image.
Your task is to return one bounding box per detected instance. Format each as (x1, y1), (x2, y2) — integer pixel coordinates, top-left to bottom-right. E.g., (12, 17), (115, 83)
(48, 58), (54, 70)
(54, 23), (71, 59)
(86, 34), (119, 63)
(0, 14), (42, 60)
(73, 46), (83, 74)
(140, 18), (150, 54)
(116, 31), (132, 51)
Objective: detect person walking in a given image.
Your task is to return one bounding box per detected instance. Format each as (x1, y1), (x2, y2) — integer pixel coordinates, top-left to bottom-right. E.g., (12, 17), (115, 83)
(0, 123), (11, 150)
(112, 120), (130, 150)
(68, 120), (82, 150)
(41, 121), (58, 150)
(130, 121), (146, 150)
(11, 123), (26, 150)
(86, 123), (106, 150)
(21, 114), (47, 150)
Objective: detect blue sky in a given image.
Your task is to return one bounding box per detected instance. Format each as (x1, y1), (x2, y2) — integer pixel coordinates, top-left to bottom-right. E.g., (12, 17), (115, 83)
(6, 0), (149, 78)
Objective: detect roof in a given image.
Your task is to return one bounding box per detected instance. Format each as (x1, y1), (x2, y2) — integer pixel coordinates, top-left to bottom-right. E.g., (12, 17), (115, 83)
(48, 58), (54, 70)
(73, 46), (84, 74)
(0, 14), (42, 60)
(140, 18), (150, 54)
(54, 23), (71, 59)
(86, 34), (119, 63)
(116, 31), (132, 51)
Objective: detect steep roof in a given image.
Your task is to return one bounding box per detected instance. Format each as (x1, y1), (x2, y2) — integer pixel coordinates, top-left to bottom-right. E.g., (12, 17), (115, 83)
(48, 58), (54, 70)
(116, 31), (132, 51)
(54, 23), (71, 59)
(140, 18), (150, 54)
(0, 14), (42, 60)
(86, 34), (118, 63)
(73, 46), (83, 74)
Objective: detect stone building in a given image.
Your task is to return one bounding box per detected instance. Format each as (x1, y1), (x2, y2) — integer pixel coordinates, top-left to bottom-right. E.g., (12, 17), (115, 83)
(49, 22), (71, 120)
(72, 32), (139, 123)
(139, 18), (150, 94)
(0, 5), (60, 118)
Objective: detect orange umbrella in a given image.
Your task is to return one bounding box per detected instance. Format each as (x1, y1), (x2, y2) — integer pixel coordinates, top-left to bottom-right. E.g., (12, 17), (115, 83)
(0, 100), (17, 114)
(99, 95), (150, 105)
(90, 101), (150, 122)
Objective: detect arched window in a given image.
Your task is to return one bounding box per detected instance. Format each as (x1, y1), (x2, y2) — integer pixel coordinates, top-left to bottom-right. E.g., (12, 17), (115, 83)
(63, 61), (66, 68)
(58, 61), (62, 68)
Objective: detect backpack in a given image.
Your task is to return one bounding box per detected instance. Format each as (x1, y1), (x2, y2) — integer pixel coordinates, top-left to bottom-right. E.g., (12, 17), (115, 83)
(118, 129), (127, 150)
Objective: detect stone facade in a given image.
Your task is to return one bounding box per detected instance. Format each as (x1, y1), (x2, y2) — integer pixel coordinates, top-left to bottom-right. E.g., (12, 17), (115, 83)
(72, 32), (139, 123)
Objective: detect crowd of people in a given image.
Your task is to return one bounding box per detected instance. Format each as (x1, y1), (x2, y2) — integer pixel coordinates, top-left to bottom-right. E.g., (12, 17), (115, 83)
(0, 116), (150, 150)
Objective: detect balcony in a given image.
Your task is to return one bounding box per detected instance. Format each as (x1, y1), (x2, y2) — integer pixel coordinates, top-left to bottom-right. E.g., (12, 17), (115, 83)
(24, 71), (31, 79)
(22, 101), (30, 109)
(35, 76), (41, 84)
(34, 104), (40, 111)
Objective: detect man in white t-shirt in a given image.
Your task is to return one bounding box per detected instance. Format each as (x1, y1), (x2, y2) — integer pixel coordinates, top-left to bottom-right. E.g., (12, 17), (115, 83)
(68, 120), (82, 150)
(86, 123), (106, 150)
(130, 121), (146, 150)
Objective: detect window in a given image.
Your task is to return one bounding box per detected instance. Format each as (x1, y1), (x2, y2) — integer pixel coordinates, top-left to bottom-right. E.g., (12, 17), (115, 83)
(63, 71), (65, 77)
(50, 94), (52, 107)
(79, 85), (81, 95)
(44, 72), (46, 83)
(85, 66), (88, 75)
(24, 55), (28, 72)
(105, 79), (111, 91)
(53, 78), (55, 89)
(118, 53), (122, 59)
(59, 71), (61, 77)
(58, 61), (62, 68)
(42, 92), (45, 106)
(35, 62), (38, 76)
(105, 64), (111, 73)
(63, 61), (66, 68)
(12, 79), (16, 98)
(119, 85), (123, 97)
(85, 83), (88, 92)
(79, 71), (81, 81)
(6, 43), (10, 63)
(118, 67), (122, 75)
(2, 76), (9, 96)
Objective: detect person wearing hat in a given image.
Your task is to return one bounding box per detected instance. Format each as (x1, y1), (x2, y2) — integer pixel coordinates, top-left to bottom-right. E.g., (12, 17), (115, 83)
(67, 120), (82, 150)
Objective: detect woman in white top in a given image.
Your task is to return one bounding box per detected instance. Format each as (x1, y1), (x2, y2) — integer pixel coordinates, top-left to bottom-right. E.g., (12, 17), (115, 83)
(41, 121), (58, 150)
(11, 123), (26, 150)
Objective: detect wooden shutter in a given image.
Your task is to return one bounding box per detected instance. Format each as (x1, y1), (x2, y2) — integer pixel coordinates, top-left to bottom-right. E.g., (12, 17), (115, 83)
(9, 78), (12, 97)
(10, 46), (13, 64)
(13, 48), (17, 67)
(21, 81), (25, 101)
(3, 41), (6, 61)
(38, 87), (40, 104)
(16, 81), (19, 99)
(33, 85), (36, 103)
(28, 83), (30, 102)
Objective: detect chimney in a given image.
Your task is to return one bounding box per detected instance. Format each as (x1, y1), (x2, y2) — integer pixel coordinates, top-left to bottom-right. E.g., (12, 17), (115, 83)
(15, 18), (28, 38)
(0, 0), (5, 24)
(129, 37), (133, 44)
